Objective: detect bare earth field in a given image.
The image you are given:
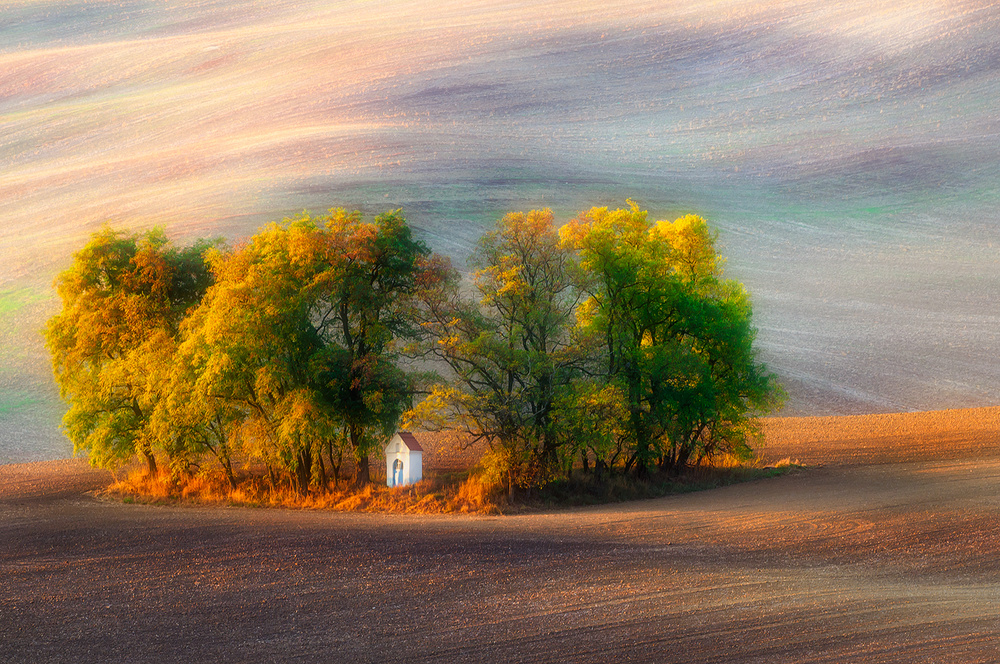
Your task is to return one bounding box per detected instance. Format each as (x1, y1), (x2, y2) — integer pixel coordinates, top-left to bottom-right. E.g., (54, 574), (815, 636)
(3, 409), (1000, 662)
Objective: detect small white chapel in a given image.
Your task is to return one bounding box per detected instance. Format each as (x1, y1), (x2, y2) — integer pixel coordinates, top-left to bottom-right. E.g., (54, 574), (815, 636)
(385, 432), (423, 487)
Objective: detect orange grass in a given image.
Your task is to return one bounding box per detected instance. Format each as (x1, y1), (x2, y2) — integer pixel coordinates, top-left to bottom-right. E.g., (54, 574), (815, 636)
(104, 454), (795, 514)
(106, 466), (504, 514)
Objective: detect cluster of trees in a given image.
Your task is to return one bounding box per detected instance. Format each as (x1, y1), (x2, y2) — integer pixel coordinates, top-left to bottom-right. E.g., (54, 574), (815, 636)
(408, 203), (782, 494)
(46, 202), (782, 496)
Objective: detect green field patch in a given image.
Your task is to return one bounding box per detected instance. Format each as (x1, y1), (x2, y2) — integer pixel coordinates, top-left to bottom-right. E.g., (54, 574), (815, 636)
(0, 287), (46, 317)
(0, 395), (43, 418)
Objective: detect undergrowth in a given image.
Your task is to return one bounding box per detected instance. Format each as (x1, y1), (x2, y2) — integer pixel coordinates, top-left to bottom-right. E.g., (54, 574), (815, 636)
(514, 462), (801, 511)
(103, 458), (802, 515)
(105, 467), (505, 514)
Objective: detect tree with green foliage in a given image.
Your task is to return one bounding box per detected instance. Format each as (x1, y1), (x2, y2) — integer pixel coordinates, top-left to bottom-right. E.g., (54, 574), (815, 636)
(408, 209), (583, 493)
(550, 379), (629, 479)
(561, 202), (783, 474)
(316, 209), (446, 485)
(45, 227), (217, 473)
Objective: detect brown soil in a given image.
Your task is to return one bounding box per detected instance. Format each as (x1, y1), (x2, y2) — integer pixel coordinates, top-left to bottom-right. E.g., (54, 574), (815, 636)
(3, 409), (1000, 663)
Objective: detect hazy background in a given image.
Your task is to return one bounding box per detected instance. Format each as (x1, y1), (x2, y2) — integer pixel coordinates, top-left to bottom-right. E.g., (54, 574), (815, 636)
(3, 0), (1000, 462)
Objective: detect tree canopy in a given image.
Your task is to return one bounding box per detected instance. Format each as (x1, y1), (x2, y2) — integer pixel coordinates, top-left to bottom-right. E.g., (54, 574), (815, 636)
(45, 227), (217, 473)
(558, 201), (782, 475)
(47, 203), (782, 499)
(407, 209), (584, 492)
(409, 202), (782, 492)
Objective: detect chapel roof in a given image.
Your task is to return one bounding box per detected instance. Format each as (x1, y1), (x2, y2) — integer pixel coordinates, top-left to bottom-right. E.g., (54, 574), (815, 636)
(395, 431), (423, 452)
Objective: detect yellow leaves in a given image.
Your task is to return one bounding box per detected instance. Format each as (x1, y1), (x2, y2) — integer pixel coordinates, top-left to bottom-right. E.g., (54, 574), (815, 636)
(498, 208), (555, 244)
(476, 255), (529, 306)
(198, 349), (234, 390)
(575, 199), (648, 240)
(438, 334), (460, 348)
(557, 216), (587, 250)
(495, 260), (526, 297)
(230, 415), (275, 463)
(649, 213), (723, 283)
(475, 208), (567, 315)
(433, 316), (463, 350)
(286, 218), (323, 268)
(403, 385), (467, 431)
(129, 244), (172, 300)
(276, 388), (324, 441)
(559, 200), (650, 274)
(566, 203), (724, 293)
(574, 296), (600, 329)
(323, 207), (363, 235)
(254, 366), (283, 401)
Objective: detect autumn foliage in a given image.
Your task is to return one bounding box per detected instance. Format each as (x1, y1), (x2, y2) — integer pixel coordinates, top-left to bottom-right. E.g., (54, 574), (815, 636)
(409, 201), (783, 496)
(46, 203), (782, 506)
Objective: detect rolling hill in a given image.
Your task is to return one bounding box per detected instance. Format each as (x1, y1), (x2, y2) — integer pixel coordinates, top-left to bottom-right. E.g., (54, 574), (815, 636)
(3, 0), (1000, 461)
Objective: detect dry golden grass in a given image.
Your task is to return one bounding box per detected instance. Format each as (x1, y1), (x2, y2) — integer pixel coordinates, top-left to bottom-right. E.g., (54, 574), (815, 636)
(104, 452), (797, 515)
(100, 430), (502, 512)
(106, 466), (505, 515)
(82, 406), (1000, 516)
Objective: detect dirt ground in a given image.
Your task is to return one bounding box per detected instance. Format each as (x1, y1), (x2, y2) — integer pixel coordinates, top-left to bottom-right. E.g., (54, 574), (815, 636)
(3, 409), (1000, 663)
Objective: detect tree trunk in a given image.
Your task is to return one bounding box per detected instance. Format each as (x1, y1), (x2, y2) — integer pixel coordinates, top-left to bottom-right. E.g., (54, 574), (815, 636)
(594, 459), (607, 484)
(266, 463), (278, 494)
(350, 422), (370, 486)
(314, 447), (327, 490)
(354, 455), (371, 486)
(675, 442), (694, 470)
(326, 439), (342, 489)
(208, 440), (237, 490)
(294, 445), (312, 496)
(143, 448), (157, 476)
(222, 457), (237, 490)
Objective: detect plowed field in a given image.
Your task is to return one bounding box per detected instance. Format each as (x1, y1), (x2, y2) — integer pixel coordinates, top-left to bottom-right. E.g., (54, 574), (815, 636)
(2, 408), (1000, 662)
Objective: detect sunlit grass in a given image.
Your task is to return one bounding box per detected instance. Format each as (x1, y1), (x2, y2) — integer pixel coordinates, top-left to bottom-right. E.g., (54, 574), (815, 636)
(102, 454), (801, 515)
(105, 466), (506, 514)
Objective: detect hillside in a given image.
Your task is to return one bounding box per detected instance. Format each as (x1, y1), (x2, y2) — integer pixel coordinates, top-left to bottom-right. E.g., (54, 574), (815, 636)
(3, 1), (1000, 461)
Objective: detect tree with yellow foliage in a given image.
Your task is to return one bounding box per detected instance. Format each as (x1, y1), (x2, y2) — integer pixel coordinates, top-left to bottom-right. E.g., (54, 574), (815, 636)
(45, 227), (217, 474)
(172, 210), (447, 492)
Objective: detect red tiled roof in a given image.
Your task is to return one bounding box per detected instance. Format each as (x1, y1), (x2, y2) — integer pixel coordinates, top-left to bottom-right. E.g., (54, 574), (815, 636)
(396, 431), (423, 451)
